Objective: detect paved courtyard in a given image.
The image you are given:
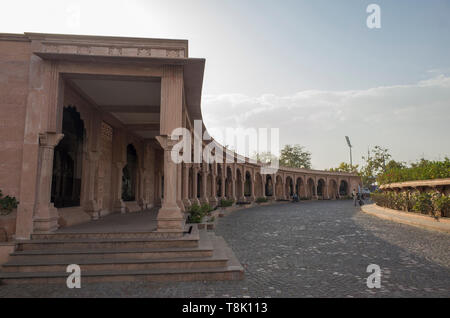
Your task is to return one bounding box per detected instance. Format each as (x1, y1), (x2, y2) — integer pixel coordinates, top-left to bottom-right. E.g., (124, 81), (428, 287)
(1, 200), (449, 298)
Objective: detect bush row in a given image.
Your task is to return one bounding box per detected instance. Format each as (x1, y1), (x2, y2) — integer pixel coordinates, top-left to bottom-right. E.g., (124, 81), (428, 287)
(371, 191), (450, 219)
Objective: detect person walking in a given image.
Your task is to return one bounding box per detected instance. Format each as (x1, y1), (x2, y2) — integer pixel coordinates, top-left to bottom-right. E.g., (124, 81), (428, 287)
(352, 189), (357, 206)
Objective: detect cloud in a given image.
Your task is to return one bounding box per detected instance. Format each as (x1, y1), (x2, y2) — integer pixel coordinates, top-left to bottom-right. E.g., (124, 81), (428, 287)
(202, 75), (450, 169)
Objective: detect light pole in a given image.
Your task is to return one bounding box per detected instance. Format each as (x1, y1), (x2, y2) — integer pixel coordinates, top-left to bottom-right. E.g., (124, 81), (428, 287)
(345, 136), (353, 169)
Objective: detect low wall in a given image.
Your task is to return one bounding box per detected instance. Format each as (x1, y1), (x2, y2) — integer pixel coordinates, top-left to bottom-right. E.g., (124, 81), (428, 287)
(361, 204), (450, 234)
(380, 178), (450, 195)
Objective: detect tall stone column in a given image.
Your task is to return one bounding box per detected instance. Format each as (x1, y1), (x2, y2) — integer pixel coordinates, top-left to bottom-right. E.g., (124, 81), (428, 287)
(176, 162), (184, 212)
(209, 164), (218, 207)
(231, 175), (237, 203)
(33, 132), (64, 233)
(112, 161), (126, 213)
(83, 151), (101, 220)
(183, 163), (191, 209)
(191, 164), (200, 206)
(239, 176), (245, 202)
(220, 164), (226, 200)
(250, 174), (256, 202)
(137, 167), (147, 210)
(155, 136), (184, 231)
(200, 165), (209, 205)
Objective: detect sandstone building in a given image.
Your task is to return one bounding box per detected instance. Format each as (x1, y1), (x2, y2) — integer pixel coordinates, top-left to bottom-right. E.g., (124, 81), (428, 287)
(0, 33), (361, 283)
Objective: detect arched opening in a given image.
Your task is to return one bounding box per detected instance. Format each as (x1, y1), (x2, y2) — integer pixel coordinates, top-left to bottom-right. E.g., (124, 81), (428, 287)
(275, 175), (283, 199)
(265, 175), (273, 197)
(255, 173), (263, 197)
(296, 178), (304, 198)
(122, 144), (138, 202)
(207, 173), (213, 198)
(225, 167), (233, 198)
(285, 177), (293, 198)
(339, 180), (349, 196)
(51, 107), (85, 208)
(197, 172), (202, 199)
(244, 171), (252, 197)
(236, 169), (243, 199)
(307, 178), (315, 199)
(217, 166), (223, 197)
(317, 179), (326, 199)
(329, 179), (338, 199)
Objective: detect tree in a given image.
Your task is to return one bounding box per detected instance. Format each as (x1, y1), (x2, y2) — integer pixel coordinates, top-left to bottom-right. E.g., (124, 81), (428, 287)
(329, 162), (359, 173)
(360, 146), (393, 187)
(279, 145), (312, 169)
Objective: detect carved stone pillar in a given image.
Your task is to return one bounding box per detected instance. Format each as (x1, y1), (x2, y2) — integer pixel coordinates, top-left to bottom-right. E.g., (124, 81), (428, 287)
(239, 176), (245, 202)
(200, 165), (209, 205)
(220, 169), (226, 200)
(176, 162), (185, 212)
(137, 167), (147, 210)
(112, 161), (126, 213)
(155, 136), (184, 231)
(249, 174), (256, 202)
(191, 164), (200, 206)
(83, 151), (101, 220)
(33, 132), (64, 233)
(209, 164), (218, 207)
(231, 176), (237, 203)
(182, 163), (191, 209)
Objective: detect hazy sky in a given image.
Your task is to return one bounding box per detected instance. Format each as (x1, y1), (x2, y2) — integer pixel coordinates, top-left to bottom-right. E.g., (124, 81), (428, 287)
(2, 0), (449, 169)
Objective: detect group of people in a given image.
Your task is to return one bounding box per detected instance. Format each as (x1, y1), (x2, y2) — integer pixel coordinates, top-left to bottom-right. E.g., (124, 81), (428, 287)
(290, 188), (365, 207)
(352, 189), (365, 206)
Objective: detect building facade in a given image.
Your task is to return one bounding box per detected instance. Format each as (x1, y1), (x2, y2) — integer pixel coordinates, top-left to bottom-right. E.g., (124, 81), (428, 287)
(0, 33), (362, 240)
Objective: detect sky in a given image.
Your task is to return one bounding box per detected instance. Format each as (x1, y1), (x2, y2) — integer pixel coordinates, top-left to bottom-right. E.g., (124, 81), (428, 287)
(2, 0), (449, 169)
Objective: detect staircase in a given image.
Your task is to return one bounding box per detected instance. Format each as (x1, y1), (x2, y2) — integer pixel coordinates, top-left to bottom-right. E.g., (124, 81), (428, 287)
(0, 225), (244, 284)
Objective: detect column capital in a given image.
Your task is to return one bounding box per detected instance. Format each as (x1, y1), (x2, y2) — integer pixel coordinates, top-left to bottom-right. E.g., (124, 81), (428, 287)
(39, 132), (64, 148)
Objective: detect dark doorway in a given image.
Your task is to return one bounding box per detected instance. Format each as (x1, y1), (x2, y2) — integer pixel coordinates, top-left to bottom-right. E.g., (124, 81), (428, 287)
(122, 144), (138, 201)
(51, 107), (85, 208)
(265, 175), (273, 197)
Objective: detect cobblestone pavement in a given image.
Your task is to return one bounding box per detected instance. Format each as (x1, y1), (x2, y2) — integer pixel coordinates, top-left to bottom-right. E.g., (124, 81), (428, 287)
(1, 200), (449, 298)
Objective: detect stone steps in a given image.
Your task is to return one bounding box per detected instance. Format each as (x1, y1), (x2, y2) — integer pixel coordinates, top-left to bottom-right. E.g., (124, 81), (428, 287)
(0, 266), (244, 284)
(0, 226), (244, 284)
(9, 245), (213, 262)
(17, 236), (199, 251)
(1, 255), (229, 273)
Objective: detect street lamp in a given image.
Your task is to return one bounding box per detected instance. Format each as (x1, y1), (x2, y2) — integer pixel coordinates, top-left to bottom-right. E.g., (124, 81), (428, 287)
(345, 136), (353, 169)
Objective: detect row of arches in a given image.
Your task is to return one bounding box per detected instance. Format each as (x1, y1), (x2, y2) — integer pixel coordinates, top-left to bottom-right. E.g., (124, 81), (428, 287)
(180, 163), (353, 208)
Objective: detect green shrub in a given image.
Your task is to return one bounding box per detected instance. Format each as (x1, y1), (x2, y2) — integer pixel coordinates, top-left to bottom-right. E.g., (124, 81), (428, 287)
(256, 197), (268, 203)
(200, 203), (213, 214)
(220, 199), (234, 208)
(432, 193), (450, 218)
(372, 190), (449, 219)
(0, 190), (19, 215)
(187, 203), (204, 223)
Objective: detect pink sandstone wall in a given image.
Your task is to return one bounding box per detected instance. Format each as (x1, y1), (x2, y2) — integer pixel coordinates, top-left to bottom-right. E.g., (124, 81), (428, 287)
(0, 39), (31, 199)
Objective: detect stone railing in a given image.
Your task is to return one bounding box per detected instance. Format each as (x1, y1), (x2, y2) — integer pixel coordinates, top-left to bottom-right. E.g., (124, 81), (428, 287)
(379, 178), (450, 196)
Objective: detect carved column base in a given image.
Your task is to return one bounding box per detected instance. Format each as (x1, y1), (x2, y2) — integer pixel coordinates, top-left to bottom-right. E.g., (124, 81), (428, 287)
(157, 206), (185, 231)
(190, 197), (200, 206)
(137, 199), (147, 211)
(209, 197), (218, 208)
(114, 199), (126, 214)
(199, 197), (209, 206)
(84, 200), (101, 220)
(33, 204), (59, 233)
(183, 198), (192, 210)
(179, 199), (187, 212)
